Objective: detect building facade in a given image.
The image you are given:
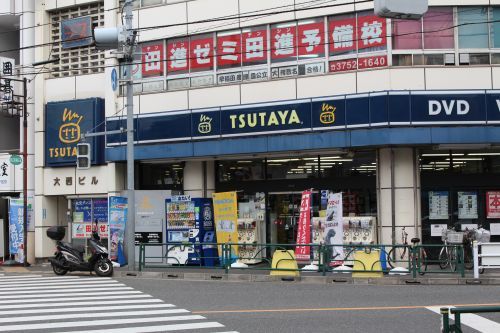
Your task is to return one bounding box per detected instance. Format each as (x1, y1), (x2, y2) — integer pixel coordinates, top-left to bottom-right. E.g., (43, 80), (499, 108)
(34, 0), (500, 261)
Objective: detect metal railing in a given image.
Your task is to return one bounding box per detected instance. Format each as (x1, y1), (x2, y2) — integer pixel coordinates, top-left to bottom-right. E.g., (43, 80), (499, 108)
(441, 306), (500, 332)
(137, 241), (465, 277)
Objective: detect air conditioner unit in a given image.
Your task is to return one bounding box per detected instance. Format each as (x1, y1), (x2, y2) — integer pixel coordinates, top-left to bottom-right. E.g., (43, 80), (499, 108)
(375, 0), (428, 20)
(459, 53), (470, 65)
(444, 54), (455, 65)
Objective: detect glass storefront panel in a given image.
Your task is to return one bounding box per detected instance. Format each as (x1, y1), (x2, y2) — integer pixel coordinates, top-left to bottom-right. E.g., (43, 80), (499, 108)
(139, 162), (184, 190)
(218, 159), (265, 182)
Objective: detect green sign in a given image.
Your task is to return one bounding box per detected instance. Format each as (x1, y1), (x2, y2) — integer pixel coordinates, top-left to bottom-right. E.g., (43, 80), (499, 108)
(10, 154), (22, 165)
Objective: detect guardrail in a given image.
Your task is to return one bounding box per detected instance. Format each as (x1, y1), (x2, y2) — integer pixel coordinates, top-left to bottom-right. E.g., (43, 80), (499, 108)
(440, 306), (500, 332)
(137, 241), (465, 277)
(473, 241), (500, 278)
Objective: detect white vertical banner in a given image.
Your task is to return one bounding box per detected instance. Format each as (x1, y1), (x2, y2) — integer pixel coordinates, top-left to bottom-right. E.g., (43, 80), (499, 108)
(0, 155), (13, 191)
(325, 192), (343, 265)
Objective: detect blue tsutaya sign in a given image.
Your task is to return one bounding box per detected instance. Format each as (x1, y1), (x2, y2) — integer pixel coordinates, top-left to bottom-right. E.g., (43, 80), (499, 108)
(45, 98), (105, 167)
(106, 90), (500, 145)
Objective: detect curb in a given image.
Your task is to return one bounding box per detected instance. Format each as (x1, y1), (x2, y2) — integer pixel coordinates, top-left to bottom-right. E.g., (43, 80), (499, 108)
(3, 269), (500, 286)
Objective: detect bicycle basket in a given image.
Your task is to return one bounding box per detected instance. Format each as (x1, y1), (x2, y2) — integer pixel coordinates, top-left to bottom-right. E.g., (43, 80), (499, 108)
(445, 230), (464, 244)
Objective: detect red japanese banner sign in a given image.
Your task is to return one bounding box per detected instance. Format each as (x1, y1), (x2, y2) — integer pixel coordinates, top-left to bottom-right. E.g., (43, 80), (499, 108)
(242, 29), (267, 65)
(487, 191), (500, 218)
(295, 190), (312, 261)
(271, 26), (297, 60)
(190, 37), (214, 70)
(329, 17), (356, 54)
(298, 22), (324, 56)
(217, 34), (242, 67)
(357, 15), (387, 50)
(167, 38), (189, 73)
(141, 42), (164, 77)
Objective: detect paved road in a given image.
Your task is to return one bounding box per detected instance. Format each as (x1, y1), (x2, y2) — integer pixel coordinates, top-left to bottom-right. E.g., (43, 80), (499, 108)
(117, 277), (500, 333)
(0, 273), (238, 333)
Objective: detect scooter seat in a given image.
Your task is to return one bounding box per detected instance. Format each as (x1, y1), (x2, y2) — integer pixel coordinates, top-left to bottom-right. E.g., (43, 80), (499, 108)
(74, 245), (86, 253)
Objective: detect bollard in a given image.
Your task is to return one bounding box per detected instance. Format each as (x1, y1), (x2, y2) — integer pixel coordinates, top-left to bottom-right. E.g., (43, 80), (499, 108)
(473, 241), (479, 279)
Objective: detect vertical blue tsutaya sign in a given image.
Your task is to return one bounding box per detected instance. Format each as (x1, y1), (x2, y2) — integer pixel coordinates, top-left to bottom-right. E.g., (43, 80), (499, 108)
(45, 98), (105, 167)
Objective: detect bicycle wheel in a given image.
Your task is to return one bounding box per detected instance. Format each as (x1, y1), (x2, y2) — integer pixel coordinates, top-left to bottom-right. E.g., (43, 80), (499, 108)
(463, 244), (474, 270)
(449, 247), (457, 272)
(417, 248), (428, 275)
(387, 246), (407, 269)
(438, 246), (449, 270)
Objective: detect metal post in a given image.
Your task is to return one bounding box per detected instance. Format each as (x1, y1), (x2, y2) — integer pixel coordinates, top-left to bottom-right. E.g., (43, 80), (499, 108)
(23, 77), (28, 267)
(473, 240), (479, 279)
(440, 307), (450, 333)
(124, 0), (136, 270)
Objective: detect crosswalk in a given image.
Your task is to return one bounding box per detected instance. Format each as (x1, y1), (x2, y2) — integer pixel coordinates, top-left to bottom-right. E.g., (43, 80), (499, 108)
(0, 274), (239, 333)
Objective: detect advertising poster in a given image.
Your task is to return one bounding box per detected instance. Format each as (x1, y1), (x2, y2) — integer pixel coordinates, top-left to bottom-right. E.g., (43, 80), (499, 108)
(324, 192), (343, 265)
(429, 191), (449, 220)
(487, 191), (500, 218)
(212, 192), (239, 257)
(8, 199), (24, 263)
(109, 196), (127, 262)
(458, 191), (478, 219)
(0, 155), (12, 191)
(295, 190), (312, 261)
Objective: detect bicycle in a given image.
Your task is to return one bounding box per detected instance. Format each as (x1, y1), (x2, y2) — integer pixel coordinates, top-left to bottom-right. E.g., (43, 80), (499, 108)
(387, 227), (428, 275)
(462, 227), (485, 274)
(438, 228), (463, 272)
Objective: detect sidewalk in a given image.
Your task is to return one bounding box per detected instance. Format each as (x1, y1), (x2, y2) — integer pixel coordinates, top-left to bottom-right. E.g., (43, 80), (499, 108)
(2, 262), (500, 285)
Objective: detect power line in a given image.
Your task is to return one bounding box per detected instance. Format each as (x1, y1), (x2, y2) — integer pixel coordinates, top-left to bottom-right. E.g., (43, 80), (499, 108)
(5, 16), (500, 78)
(0, 0), (370, 55)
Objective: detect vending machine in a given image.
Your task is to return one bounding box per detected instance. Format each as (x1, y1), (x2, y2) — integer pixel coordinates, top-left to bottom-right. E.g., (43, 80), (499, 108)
(165, 196), (215, 265)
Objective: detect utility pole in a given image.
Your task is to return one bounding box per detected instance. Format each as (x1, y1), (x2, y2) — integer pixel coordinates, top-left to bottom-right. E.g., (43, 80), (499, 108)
(124, 0), (137, 270)
(94, 0), (137, 269)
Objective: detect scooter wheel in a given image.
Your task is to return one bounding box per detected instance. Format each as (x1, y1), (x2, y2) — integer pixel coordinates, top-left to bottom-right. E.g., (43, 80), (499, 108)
(52, 264), (68, 276)
(94, 259), (113, 277)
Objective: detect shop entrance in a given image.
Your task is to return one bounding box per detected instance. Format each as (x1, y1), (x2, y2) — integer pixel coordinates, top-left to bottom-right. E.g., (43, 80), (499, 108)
(269, 192), (319, 246)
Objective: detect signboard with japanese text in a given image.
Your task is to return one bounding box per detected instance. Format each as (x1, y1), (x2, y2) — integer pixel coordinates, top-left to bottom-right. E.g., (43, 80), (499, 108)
(72, 222), (108, 239)
(357, 55), (388, 69)
(329, 17), (356, 54)
(217, 33), (242, 68)
(61, 16), (93, 49)
(298, 22), (324, 57)
(212, 192), (239, 257)
(295, 190), (312, 261)
(429, 191), (449, 220)
(141, 41), (164, 77)
(242, 28), (267, 65)
(0, 155), (13, 191)
(190, 36), (213, 71)
(329, 58), (357, 73)
(167, 38), (189, 73)
(9, 199), (25, 262)
(271, 25), (297, 61)
(135, 232), (163, 245)
(0, 57), (15, 103)
(357, 15), (387, 51)
(93, 198), (108, 222)
(487, 191), (500, 218)
(73, 199), (92, 222)
(324, 192), (343, 265)
(45, 98), (105, 167)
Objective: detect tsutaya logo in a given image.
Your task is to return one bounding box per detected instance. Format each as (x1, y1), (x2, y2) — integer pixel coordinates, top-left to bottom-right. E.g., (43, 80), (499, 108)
(48, 108), (83, 158)
(428, 100), (470, 116)
(229, 109), (301, 129)
(198, 114), (212, 134)
(320, 103), (336, 124)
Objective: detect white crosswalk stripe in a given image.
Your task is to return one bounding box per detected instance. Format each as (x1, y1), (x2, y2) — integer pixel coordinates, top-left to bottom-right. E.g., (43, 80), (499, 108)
(0, 274), (239, 333)
(427, 306), (500, 333)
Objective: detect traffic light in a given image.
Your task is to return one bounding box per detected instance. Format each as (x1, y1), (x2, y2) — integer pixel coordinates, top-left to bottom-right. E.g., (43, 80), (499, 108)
(76, 143), (91, 169)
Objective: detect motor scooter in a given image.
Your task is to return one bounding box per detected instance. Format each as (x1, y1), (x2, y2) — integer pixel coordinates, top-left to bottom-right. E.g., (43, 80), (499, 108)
(47, 222), (113, 277)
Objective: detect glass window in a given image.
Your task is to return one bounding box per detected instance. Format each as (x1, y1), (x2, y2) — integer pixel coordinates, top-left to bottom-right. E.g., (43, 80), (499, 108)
(458, 7), (489, 49)
(241, 26), (268, 66)
(190, 33), (214, 73)
(218, 160), (265, 182)
(320, 152), (376, 178)
(392, 19), (423, 49)
(392, 54), (413, 66)
(424, 54), (444, 65)
(492, 53), (500, 64)
(139, 163), (184, 190)
(297, 18), (325, 60)
(267, 157), (319, 179)
(217, 31), (242, 69)
(423, 7), (454, 49)
(490, 7), (500, 48)
(142, 0), (162, 6)
(357, 12), (387, 54)
(167, 37), (189, 75)
(140, 40), (165, 78)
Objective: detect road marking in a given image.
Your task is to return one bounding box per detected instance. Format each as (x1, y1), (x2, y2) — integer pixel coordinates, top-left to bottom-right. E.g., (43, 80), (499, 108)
(0, 286), (132, 295)
(0, 315), (206, 331)
(0, 303), (176, 315)
(0, 276), (102, 283)
(57, 322), (226, 333)
(0, 279), (119, 288)
(427, 306), (500, 333)
(0, 309), (190, 323)
(0, 281), (123, 290)
(192, 302), (500, 314)
(0, 290), (144, 300)
(0, 275), (44, 280)
(0, 298), (165, 309)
